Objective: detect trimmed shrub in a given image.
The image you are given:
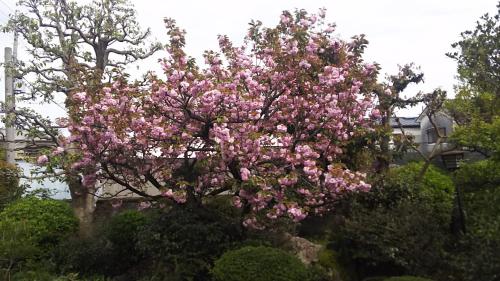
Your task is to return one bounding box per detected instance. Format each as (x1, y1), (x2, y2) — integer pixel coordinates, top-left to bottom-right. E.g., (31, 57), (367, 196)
(0, 197), (78, 249)
(211, 246), (308, 281)
(0, 161), (23, 209)
(137, 205), (243, 280)
(383, 277), (433, 281)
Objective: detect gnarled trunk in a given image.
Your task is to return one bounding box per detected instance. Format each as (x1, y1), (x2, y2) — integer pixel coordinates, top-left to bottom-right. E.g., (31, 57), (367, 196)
(67, 174), (96, 238)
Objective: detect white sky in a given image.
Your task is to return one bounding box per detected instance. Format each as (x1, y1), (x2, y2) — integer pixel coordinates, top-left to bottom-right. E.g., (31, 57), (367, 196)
(0, 0), (498, 120)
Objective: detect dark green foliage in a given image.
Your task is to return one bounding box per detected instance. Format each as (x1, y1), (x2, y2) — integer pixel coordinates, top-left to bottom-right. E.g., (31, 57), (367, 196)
(11, 269), (57, 281)
(0, 197), (78, 249)
(55, 236), (114, 277)
(211, 246), (308, 281)
(0, 220), (40, 279)
(446, 4), (500, 158)
(455, 162), (500, 240)
(443, 234), (500, 281)
(136, 205), (243, 280)
(0, 161), (23, 209)
(446, 160), (500, 281)
(12, 270), (110, 281)
(334, 200), (448, 278)
(447, 3), (500, 96)
(331, 163), (454, 279)
(383, 277), (433, 281)
(56, 210), (149, 278)
(0, 198), (77, 278)
(57, 206), (242, 280)
(377, 162), (454, 208)
(105, 210), (148, 261)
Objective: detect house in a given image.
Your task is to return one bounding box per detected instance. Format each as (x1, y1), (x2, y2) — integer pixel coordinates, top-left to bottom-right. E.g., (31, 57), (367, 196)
(390, 107), (455, 157)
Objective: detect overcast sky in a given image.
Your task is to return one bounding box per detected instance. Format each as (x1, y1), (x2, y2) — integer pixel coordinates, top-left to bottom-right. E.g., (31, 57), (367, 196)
(0, 0), (498, 119)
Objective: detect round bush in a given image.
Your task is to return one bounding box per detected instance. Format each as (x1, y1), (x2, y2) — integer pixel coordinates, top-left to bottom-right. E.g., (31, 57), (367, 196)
(211, 246), (308, 281)
(384, 276), (433, 281)
(389, 162), (454, 205)
(0, 197), (78, 248)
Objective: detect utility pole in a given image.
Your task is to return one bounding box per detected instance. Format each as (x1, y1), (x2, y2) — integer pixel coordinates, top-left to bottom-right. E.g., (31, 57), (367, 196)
(4, 30), (18, 164)
(4, 46), (15, 164)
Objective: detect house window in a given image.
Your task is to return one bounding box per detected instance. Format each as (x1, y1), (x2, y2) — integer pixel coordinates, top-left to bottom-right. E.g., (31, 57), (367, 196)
(426, 127), (447, 144)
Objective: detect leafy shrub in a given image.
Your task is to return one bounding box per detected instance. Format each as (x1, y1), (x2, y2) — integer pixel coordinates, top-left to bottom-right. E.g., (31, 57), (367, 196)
(137, 205), (243, 280)
(56, 210), (149, 278)
(454, 160), (500, 240)
(334, 200), (448, 278)
(454, 159), (500, 190)
(211, 246), (308, 281)
(331, 163), (454, 278)
(12, 270), (110, 281)
(383, 277), (433, 281)
(442, 233), (500, 281)
(0, 220), (40, 279)
(105, 210), (148, 265)
(0, 198), (78, 280)
(0, 161), (23, 209)
(443, 160), (500, 281)
(371, 162), (454, 209)
(316, 248), (355, 281)
(11, 268), (57, 281)
(306, 264), (331, 281)
(0, 197), (78, 249)
(55, 237), (113, 277)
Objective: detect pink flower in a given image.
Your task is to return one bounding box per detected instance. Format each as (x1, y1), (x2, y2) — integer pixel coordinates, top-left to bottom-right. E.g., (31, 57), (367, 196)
(37, 155), (49, 165)
(277, 124), (287, 133)
(52, 147), (65, 156)
(162, 189), (174, 197)
(371, 109), (381, 118)
(280, 14), (290, 24)
(288, 207), (306, 221)
(299, 60), (311, 69)
(233, 196), (243, 208)
(240, 167), (251, 181)
(73, 92), (86, 102)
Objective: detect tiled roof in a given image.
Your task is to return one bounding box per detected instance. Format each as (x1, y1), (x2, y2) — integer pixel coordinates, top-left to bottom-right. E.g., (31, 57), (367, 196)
(390, 117), (420, 128)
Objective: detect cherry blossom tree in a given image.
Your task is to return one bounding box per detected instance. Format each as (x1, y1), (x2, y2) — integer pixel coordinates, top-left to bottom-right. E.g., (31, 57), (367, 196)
(49, 9), (380, 227)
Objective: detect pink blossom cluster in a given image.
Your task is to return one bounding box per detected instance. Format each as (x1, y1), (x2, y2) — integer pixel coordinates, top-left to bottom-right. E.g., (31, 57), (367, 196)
(64, 9), (378, 227)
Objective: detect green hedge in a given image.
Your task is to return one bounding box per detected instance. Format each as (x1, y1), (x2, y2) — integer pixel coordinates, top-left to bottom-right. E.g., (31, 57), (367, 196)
(0, 197), (78, 248)
(137, 205), (243, 280)
(383, 276), (433, 281)
(211, 246), (308, 281)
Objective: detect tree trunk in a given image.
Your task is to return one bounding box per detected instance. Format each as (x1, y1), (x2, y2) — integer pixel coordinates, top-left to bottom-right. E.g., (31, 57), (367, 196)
(376, 112), (392, 173)
(67, 174), (96, 238)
